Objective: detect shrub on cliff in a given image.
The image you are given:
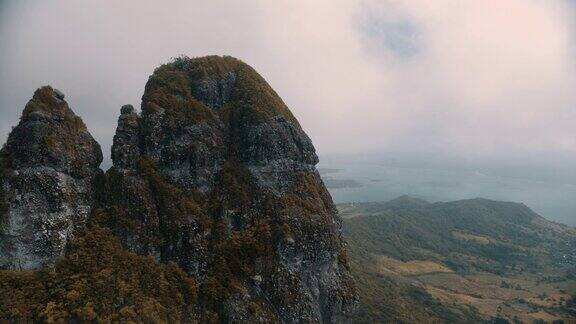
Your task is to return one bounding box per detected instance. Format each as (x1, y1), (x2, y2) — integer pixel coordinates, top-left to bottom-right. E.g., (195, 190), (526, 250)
(0, 226), (197, 323)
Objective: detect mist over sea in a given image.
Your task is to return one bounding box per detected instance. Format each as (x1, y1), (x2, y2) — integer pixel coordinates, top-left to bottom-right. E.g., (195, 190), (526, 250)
(319, 154), (576, 226)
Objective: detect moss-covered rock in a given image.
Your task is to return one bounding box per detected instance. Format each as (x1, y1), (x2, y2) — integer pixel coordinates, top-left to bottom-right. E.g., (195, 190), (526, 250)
(0, 86), (102, 270)
(0, 226), (197, 323)
(0, 56), (357, 323)
(103, 55), (357, 322)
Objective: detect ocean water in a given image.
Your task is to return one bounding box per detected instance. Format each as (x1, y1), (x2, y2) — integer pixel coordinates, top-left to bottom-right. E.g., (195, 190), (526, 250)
(318, 156), (576, 226)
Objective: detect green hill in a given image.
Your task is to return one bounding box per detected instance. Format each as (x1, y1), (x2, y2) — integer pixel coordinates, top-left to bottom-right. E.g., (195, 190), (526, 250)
(342, 197), (576, 323)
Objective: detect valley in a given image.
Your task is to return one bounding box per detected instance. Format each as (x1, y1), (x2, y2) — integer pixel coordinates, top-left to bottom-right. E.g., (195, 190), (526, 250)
(341, 197), (576, 323)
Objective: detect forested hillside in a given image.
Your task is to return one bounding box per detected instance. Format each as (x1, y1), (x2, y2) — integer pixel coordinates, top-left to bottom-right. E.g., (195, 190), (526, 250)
(342, 196), (576, 323)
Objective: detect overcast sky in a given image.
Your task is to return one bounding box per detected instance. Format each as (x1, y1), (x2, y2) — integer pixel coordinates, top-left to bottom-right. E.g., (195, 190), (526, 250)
(1, 0), (575, 170)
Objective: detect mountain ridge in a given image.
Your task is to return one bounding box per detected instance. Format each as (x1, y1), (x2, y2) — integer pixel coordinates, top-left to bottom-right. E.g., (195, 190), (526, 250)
(0, 55), (357, 323)
(341, 196), (576, 323)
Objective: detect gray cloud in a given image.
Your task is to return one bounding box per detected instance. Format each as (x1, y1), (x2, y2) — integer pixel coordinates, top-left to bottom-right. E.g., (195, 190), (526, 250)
(1, 0), (575, 169)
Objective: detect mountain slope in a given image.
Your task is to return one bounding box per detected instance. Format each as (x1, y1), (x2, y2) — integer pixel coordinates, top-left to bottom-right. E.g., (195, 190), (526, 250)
(342, 198), (576, 274)
(342, 197), (576, 323)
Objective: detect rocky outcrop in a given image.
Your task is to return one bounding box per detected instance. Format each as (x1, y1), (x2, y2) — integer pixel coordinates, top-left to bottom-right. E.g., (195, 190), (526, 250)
(0, 86), (102, 270)
(0, 56), (357, 323)
(102, 56), (357, 322)
(111, 104), (140, 169)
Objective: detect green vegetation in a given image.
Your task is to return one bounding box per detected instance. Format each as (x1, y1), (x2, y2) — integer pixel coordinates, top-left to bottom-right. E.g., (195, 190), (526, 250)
(216, 160), (257, 217)
(12, 85), (99, 178)
(346, 218), (481, 323)
(22, 86), (67, 118)
(277, 172), (342, 259)
(0, 55), (356, 323)
(138, 158), (212, 250)
(147, 56), (299, 128)
(230, 59), (298, 125)
(99, 158), (213, 264)
(342, 198), (576, 274)
(0, 227), (197, 323)
(350, 260), (481, 323)
(200, 218), (274, 309)
(342, 197), (576, 323)
(0, 157), (283, 322)
(99, 158), (288, 321)
(144, 62), (218, 126)
(182, 55), (298, 125)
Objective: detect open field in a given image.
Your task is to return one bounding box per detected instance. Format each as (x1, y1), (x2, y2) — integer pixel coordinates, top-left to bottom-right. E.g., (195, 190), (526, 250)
(376, 255), (453, 276)
(420, 271), (576, 323)
(375, 253), (576, 322)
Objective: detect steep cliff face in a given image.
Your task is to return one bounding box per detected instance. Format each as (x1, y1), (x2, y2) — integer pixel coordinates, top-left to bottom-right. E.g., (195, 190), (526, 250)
(102, 56), (357, 322)
(0, 56), (357, 323)
(0, 86), (102, 270)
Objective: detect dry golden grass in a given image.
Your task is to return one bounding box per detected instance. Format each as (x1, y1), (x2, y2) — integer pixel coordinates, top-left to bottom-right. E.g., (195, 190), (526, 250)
(376, 255), (453, 276)
(528, 311), (561, 322)
(426, 282), (569, 323)
(418, 271), (576, 322)
(451, 230), (494, 245)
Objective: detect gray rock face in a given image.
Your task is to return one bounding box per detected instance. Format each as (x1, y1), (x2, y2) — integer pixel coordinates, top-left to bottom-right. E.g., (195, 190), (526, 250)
(243, 115), (319, 193)
(0, 86), (102, 270)
(105, 56), (357, 323)
(191, 70), (237, 109)
(0, 57), (357, 322)
(111, 104), (140, 169)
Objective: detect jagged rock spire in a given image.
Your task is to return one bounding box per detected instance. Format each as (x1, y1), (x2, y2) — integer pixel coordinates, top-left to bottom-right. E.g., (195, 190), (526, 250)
(0, 86), (102, 270)
(0, 58), (357, 322)
(104, 56), (357, 322)
(111, 104), (140, 169)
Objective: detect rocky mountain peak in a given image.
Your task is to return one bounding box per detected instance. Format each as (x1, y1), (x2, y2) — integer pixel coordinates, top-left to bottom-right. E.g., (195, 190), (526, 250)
(111, 104), (140, 169)
(103, 56), (357, 322)
(132, 55), (318, 193)
(0, 86), (102, 270)
(0, 57), (357, 322)
(21, 86), (67, 118)
(7, 86), (102, 178)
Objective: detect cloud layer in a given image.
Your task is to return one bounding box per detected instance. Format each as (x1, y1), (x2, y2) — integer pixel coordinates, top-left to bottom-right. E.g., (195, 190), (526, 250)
(1, 0), (575, 166)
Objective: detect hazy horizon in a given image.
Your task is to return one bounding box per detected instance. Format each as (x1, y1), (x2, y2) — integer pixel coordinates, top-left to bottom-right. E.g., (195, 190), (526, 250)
(1, 1), (575, 226)
(319, 152), (576, 226)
